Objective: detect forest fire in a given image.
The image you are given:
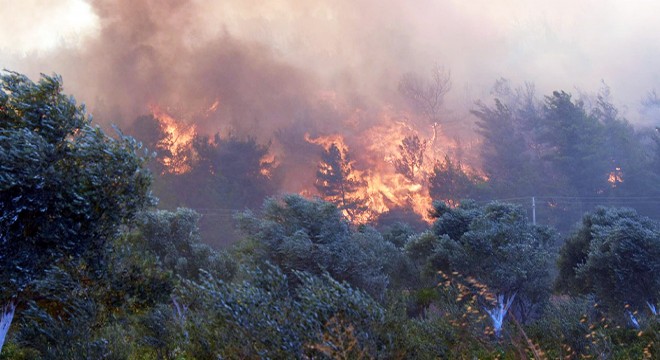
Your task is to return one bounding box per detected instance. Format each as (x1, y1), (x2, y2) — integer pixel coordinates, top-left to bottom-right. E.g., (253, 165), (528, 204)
(303, 109), (469, 223)
(145, 90), (482, 225)
(149, 105), (197, 174)
(5, 2), (660, 358)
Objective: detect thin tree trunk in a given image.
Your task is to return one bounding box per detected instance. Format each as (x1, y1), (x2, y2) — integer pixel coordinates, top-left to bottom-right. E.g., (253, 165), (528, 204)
(0, 300), (16, 354)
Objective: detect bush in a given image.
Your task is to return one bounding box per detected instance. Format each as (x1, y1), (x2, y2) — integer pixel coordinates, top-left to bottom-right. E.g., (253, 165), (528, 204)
(177, 264), (385, 358)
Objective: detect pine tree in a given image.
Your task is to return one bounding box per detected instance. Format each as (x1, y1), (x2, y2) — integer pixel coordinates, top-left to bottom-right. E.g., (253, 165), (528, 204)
(315, 144), (368, 222)
(393, 135), (427, 182)
(428, 155), (484, 206)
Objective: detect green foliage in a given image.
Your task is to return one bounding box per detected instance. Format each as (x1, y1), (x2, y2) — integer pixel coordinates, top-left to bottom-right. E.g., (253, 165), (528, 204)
(473, 98), (538, 198)
(13, 266), (128, 360)
(430, 200), (481, 242)
(236, 195), (400, 298)
(8, 207), (236, 359)
(102, 208), (237, 313)
(16, 299), (112, 360)
(380, 221), (416, 249)
(178, 265), (385, 359)
(526, 296), (594, 358)
(6, 191), (657, 358)
(529, 296), (659, 359)
(131, 208), (237, 281)
(381, 305), (453, 359)
(406, 231), (445, 282)
(0, 71), (153, 298)
(413, 201), (557, 322)
(557, 207), (660, 313)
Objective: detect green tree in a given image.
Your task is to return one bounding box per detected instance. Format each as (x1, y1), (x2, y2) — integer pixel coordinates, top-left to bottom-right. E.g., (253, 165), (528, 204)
(315, 143), (368, 222)
(179, 265), (385, 359)
(236, 195), (400, 298)
(0, 71), (152, 352)
(556, 207), (660, 315)
(538, 91), (608, 196)
(129, 208), (237, 281)
(407, 201), (556, 323)
(473, 99), (537, 197)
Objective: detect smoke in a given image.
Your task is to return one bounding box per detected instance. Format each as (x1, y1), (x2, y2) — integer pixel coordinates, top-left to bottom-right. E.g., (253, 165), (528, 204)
(4, 0), (660, 125)
(2, 0), (660, 184)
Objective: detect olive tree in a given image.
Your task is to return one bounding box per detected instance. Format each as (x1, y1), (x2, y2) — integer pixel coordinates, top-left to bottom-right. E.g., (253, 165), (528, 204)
(407, 201), (556, 333)
(0, 71), (152, 352)
(235, 195), (401, 299)
(557, 207), (660, 319)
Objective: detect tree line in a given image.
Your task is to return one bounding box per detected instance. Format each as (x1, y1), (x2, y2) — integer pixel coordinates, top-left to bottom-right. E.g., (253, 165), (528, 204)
(1, 72), (658, 358)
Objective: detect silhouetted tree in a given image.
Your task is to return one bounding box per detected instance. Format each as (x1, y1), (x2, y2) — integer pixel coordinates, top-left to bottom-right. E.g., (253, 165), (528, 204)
(473, 99), (537, 197)
(315, 143), (368, 222)
(394, 135), (427, 182)
(398, 66), (451, 149)
(193, 134), (275, 210)
(428, 155), (485, 206)
(127, 114), (170, 174)
(538, 91), (608, 196)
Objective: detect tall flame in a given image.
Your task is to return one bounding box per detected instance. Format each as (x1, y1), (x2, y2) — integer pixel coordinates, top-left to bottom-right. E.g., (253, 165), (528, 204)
(303, 106), (476, 223)
(146, 92), (483, 224)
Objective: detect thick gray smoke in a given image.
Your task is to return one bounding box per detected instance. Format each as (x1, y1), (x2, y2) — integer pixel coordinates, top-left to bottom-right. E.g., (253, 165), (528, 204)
(4, 0), (660, 128)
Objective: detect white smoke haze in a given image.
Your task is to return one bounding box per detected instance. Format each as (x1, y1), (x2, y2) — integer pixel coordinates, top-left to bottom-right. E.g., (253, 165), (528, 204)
(2, 0), (660, 130)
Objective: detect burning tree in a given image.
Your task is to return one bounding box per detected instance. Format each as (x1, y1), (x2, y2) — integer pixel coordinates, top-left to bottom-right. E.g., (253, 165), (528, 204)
(398, 65), (451, 150)
(192, 134), (276, 210)
(315, 143), (368, 222)
(393, 134), (427, 183)
(428, 155), (485, 207)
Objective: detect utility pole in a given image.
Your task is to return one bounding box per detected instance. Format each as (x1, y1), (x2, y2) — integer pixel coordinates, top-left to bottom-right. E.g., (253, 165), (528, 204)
(532, 196), (536, 225)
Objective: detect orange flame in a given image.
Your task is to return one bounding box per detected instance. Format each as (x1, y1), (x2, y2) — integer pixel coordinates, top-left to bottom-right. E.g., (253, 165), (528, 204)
(206, 99), (220, 115)
(357, 119), (434, 221)
(304, 108), (461, 223)
(607, 167), (624, 187)
(150, 105), (197, 174)
(260, 152), (278, 178)
(304, 133), (350, 154)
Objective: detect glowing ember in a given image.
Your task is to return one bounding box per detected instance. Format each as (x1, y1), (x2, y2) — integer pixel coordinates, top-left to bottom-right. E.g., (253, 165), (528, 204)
(260, 152), (277, 178)
(206, 99), (220, 115)
(607, 167), (624, 186)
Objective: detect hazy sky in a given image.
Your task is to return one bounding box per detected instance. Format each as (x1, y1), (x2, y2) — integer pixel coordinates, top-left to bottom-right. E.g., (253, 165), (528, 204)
(1, 0), (659, 125)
